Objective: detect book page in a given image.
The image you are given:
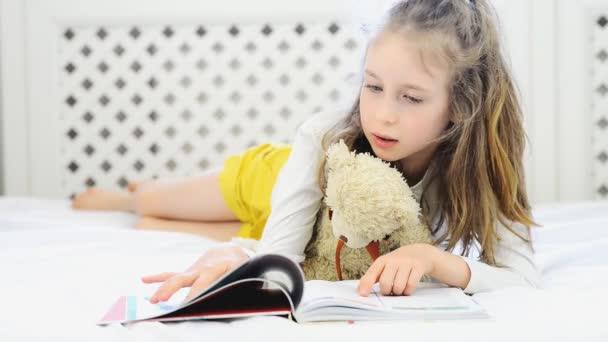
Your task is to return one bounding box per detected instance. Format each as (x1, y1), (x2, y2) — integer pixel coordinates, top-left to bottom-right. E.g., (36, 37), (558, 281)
(299, 280), (474, 312)
(98, 288), (189, 324)
(375, 287), (475, 310)
(301, 280), (384, 309)
(295, 280), (488, 323)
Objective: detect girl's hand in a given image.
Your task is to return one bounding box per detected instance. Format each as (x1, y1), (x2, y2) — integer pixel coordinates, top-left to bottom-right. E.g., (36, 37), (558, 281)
(358, 243), (437, 297)
(141, 244), (249, 303)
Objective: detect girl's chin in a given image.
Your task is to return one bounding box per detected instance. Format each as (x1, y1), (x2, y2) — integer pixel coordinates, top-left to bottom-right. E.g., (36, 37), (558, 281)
(371, 147), (402, 162)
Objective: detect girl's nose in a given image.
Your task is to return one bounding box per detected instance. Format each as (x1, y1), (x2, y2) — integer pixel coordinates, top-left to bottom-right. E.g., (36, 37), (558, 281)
(375, 103), (398, 125)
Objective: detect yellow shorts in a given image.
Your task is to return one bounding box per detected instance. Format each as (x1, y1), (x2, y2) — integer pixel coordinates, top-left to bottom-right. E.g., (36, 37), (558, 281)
(219, 143), (292, 240)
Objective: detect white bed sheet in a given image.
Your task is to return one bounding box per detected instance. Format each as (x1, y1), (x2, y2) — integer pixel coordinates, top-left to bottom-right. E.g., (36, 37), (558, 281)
(0, 196), (607, 342)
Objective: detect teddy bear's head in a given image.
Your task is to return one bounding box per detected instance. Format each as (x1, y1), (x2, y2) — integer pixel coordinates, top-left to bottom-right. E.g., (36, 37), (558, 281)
(301, 140), (433, 281)
(325, 140), (423, 247)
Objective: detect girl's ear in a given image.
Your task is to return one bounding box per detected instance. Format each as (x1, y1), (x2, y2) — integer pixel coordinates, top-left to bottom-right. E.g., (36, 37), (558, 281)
(443, 121), (454, 132)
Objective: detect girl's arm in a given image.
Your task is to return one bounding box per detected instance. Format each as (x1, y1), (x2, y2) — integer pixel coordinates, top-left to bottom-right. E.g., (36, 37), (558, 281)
(428, 248), (472, 290)
(431, 221), (541, 294)
(232, 110), (345, 263)
(144, 112), (340, 303)
(358, 231), (538, 297)
(461, 221), (541, 293)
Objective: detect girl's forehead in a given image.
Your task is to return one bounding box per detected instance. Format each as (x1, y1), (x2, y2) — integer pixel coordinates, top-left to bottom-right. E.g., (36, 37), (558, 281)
(366, 30), (450, 91)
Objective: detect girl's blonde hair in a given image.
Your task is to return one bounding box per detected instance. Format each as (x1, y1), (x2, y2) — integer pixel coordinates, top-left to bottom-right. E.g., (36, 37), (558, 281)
(318, 0), (537, 266)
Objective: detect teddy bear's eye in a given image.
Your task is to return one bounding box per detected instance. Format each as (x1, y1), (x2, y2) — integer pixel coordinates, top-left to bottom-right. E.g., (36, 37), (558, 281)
(328, 208), (333, 221)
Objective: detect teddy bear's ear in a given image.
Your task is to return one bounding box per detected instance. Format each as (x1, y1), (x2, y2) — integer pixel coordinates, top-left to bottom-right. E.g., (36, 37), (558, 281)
(326, 140), (355, 172)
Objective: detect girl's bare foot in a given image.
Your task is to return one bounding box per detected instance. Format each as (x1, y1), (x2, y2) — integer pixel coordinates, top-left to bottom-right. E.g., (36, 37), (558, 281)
(127, 178), (156, 192)
(127, 182), (139, 192)
(71, 187), (134, 212)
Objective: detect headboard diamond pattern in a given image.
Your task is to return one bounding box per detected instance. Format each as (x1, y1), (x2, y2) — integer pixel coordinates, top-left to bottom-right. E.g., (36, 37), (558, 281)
(59, 22), (364, 197)
(592, 15), (608, 200)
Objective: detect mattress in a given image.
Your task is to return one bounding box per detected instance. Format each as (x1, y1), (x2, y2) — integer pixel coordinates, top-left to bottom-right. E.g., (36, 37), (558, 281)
(1, 196), (607, 341)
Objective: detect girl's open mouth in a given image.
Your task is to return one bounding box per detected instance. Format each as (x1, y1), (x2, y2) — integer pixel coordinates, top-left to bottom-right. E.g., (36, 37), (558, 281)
(372, 134), (399, 148)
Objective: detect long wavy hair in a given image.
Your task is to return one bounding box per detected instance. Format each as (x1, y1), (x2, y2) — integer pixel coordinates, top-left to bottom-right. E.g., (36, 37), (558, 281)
(317, 0), (538, 266)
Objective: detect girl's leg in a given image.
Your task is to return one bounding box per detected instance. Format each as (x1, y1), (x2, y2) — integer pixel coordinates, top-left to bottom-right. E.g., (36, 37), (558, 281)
(71, 187), (135, 212)
(72, 169), (239, 222)
(135, 216), (242, 242)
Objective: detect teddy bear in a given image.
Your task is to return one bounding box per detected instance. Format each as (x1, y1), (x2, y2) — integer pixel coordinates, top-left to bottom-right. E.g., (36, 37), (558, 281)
(301, 140), (433, 281)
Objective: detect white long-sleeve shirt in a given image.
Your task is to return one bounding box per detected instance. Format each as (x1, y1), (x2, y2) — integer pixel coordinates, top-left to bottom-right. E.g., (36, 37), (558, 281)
(231, 110), (542, 294)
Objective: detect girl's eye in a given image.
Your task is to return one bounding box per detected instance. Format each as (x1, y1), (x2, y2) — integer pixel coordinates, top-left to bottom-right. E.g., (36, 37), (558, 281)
(365, 84), (382, 93)
(403, 95), (423, 104)
(365, 84), (422, 104)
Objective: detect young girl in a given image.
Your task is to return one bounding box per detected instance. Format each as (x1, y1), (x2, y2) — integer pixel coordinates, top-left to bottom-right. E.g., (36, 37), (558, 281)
(73, 0), (541, 302)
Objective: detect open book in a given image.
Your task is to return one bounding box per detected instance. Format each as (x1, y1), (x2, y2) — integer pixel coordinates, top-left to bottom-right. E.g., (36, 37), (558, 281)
(98, 254), (489, 325)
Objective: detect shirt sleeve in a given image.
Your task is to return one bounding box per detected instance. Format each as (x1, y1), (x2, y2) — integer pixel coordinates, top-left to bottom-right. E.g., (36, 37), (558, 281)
(459, 221), (542, 294)
(230, 111), (342, 263)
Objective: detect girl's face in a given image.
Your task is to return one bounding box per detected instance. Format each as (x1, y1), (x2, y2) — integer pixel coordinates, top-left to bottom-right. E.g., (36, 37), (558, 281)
(359, 30), (451, 180)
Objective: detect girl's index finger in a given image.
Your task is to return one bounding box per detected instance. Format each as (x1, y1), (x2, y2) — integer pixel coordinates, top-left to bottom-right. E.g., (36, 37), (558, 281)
(358, 258), (386, 297)
(141, 272), (177, 283)
(150, 272), (197, 303)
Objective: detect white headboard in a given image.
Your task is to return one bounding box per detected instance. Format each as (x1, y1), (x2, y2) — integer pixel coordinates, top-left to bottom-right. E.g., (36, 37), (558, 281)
(590, 8), (608, 199)
(557, 0), (608, 202)
(1, 0), (366, 198)
(1, 0), (606, 203)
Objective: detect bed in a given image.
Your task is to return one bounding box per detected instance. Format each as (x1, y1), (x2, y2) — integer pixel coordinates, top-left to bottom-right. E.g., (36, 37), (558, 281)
(1, 196), (607, 341)
(2, 0), (608, 340)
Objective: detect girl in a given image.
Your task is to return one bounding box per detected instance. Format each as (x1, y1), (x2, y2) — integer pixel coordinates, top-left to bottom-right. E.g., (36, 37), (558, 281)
(73, 0), (541, 302)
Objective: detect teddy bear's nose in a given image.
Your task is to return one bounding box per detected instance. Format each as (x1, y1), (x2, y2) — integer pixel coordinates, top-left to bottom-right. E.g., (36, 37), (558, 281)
(339, 235), (348, 243)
